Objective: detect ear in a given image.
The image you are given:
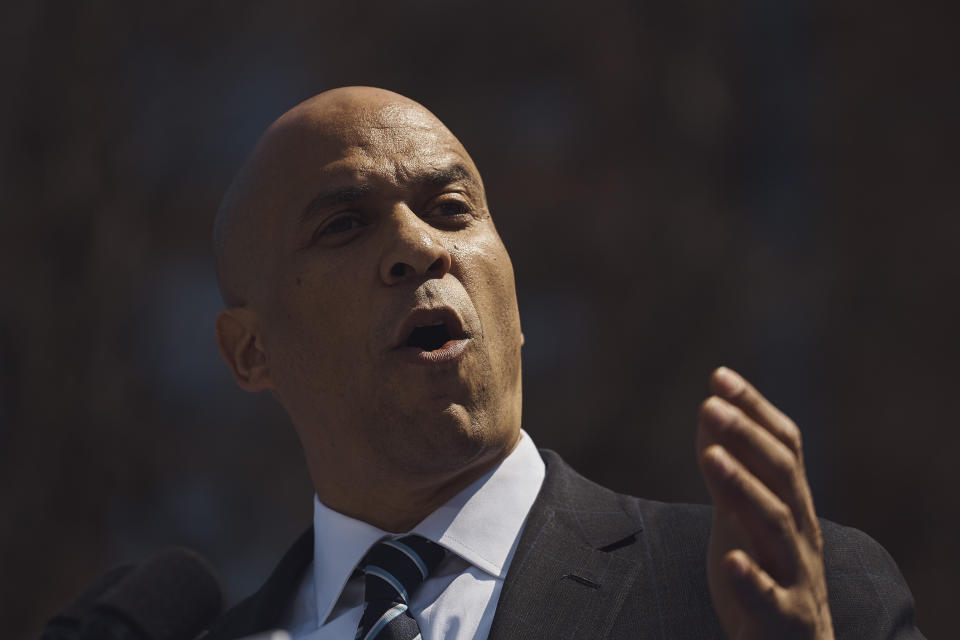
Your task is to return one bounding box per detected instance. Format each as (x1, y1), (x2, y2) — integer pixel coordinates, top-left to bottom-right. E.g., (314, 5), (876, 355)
(215, 308), (273, 392)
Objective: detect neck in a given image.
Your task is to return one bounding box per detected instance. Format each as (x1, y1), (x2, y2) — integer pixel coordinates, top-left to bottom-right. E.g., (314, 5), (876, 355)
(310, 433), (521, 532)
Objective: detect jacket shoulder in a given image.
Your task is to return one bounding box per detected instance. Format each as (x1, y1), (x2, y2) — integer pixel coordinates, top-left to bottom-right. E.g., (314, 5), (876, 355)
(820, 520), (924, 639)
(618, 495), (925, 639)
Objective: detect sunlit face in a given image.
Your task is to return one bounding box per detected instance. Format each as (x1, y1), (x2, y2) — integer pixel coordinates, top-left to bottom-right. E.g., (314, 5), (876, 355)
(248, 94), (523, 485)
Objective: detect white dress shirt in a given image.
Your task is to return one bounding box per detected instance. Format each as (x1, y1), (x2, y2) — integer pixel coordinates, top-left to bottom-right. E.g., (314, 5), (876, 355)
(279, 431), (545, 640)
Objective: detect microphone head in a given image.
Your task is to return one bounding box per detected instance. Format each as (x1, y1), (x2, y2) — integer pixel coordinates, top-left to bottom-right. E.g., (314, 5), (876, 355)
(80, 547), (222, 640)
(41, 565), (134, 640)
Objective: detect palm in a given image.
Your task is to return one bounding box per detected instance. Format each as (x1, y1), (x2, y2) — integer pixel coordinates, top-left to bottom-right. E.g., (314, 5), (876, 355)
(696, 368), (833, 640)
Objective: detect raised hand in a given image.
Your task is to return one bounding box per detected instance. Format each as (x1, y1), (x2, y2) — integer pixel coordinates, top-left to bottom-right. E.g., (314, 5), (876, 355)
(696, 367), (834, 640)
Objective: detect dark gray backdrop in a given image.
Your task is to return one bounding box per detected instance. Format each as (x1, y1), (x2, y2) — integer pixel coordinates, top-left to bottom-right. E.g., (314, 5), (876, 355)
(2, 1), (956, 637)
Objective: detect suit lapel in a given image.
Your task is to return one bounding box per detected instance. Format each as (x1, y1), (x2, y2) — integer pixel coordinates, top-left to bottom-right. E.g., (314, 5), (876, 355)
(487, 450), (645, 640)
(203, 527), (313, 639)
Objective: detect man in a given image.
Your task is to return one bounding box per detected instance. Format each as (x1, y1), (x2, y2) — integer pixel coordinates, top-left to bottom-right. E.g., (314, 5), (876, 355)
(208, 87), (921, 639)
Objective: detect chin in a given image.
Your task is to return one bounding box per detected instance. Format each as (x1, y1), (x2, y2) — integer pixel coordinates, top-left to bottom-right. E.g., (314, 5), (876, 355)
(388, 403), (510, 477)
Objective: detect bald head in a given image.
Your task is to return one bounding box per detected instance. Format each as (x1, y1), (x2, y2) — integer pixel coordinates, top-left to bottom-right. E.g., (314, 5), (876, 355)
(214, 87), (476, 307)
(213, 86), (523, 528)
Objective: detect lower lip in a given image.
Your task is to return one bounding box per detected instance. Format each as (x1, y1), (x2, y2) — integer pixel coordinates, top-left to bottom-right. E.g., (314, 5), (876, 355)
(396, 338), (471, 364)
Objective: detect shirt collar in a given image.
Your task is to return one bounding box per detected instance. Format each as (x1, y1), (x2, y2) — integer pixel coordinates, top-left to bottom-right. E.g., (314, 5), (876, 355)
(310, 430), (545, 624)
(409, 430), (544, 578)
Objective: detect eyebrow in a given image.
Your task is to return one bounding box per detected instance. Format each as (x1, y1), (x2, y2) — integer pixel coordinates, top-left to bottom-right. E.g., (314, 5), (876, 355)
(299, 184), (372, 226)
(298, 163), (481, 226)
(422, 164), (479, 190)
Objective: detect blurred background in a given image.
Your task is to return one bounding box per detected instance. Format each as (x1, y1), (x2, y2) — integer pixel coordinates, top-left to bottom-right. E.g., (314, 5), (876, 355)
(1, 0), (956, 636)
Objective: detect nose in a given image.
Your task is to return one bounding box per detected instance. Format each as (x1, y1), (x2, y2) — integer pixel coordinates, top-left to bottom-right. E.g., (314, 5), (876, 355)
(379, 206), (452, 285)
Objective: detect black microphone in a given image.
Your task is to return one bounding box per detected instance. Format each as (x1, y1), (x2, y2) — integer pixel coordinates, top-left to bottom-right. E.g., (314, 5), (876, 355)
(42, 548), (222, 640)
(42, 565), (134, 640)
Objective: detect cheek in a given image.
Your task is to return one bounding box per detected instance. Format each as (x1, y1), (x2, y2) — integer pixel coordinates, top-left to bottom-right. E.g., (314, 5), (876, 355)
(265, 277), (356, 368)
(455, 236), (522, 345)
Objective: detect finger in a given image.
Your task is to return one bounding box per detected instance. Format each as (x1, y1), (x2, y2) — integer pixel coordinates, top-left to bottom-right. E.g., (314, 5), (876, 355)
(700, 444), (800, 583)
(710, 367), (803, 459)
(698, 396), (818, 537)
(722, 550), (791, 631)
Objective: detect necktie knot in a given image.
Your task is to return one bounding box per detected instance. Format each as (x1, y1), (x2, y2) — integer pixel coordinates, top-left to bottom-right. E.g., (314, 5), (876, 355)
(356, 535), (446, 640)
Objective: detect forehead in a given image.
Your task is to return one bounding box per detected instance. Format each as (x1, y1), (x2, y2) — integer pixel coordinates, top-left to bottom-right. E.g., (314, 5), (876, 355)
(268, 101), (473, 183)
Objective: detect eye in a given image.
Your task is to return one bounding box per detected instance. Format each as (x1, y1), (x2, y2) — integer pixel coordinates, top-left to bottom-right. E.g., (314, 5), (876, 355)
(436, 200), (470, 216)
(317, 213), (366, 237)
(425, 196), (474, 227)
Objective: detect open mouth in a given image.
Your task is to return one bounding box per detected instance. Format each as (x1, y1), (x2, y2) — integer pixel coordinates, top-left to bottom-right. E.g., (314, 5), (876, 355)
(395, 308), (471, 363)
(406, 321), (455, 351)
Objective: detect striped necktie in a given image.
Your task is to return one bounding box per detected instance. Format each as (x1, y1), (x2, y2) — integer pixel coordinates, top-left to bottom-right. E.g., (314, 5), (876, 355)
(355, 535), (446, 640)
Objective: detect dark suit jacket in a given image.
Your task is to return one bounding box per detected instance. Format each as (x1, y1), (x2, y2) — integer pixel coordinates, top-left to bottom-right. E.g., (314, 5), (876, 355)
(204, 450), (924, 639)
